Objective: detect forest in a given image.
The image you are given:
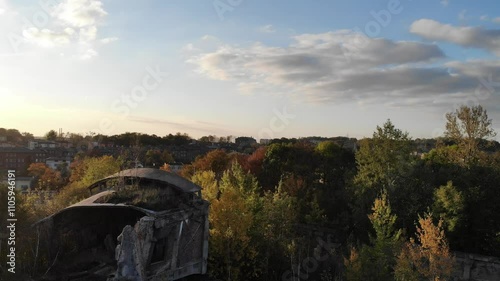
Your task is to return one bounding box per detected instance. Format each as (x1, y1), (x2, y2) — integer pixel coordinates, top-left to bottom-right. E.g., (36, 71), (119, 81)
(1, 104), (500, 281)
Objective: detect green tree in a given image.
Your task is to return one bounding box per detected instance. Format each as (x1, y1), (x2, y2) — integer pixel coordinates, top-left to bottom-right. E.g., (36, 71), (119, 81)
(260, 142), (318, 191)
(354, 120), (413, 192)
(45, 129), (58, 141)
(191, 170), (219, 202)
(144, 149), (174, 167)
(208, 163), (260, 280)
(78, 155), (123, 187)
(351, 120), (413, 243)
(445, 105), (496, 164)
(344, 192), (401, 281)
(433, 181), (464, 233)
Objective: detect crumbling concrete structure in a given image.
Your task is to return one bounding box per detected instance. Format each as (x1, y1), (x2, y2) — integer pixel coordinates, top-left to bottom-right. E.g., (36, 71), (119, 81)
(34, 168), (209, 281)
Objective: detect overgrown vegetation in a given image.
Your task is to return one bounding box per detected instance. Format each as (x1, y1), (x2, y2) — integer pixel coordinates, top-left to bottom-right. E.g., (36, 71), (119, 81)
(2, 105), (500, 280)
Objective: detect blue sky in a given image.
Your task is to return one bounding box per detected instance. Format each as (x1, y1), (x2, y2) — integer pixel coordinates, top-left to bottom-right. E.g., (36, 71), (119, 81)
(1, 0), (500, 140)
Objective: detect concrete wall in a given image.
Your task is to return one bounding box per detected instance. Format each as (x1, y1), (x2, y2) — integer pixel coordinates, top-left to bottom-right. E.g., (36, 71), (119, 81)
(454, 252), (500, 281)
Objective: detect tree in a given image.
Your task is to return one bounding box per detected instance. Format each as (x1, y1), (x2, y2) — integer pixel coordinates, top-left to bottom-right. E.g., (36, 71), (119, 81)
(45, 129), (58, 141)
(445, 105), (496, 164)
(344, 192), (401, 281)
(354, 120), (413, 191)
(144, 149), (159, 167)
(159, 163), (172, 172)
(352, 120), (414, 243)
(369, 192), (402, 248)
(78, 155), (123, 187)
(208, 163), (260, 280)
(433, 181), (464, 233)
(316, 140), (356, 187)
(191, 170), (219, 202)
(236, 146), (266, 177)
(27, 163), (64, 190)
(260, 142), (318, 191)
(199, 135), (217, 143)
(394, 213), (454, 281)
(191, 149), (232, 179)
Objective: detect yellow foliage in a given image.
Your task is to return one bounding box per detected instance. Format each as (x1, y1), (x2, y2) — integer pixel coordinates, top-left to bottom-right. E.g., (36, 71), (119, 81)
(395, 213), (455, 281)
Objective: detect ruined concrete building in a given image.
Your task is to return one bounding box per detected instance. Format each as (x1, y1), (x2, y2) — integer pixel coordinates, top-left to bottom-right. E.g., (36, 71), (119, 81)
(35, 168), (209, 281)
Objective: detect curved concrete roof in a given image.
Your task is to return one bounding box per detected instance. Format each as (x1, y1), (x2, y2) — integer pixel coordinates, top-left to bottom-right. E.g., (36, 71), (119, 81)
(88, 168), (201, 193)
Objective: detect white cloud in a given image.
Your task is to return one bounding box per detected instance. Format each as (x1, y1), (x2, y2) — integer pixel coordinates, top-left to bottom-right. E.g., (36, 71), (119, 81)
(201, 35), (219, 42)
(410, 19), (500, 55)
(480, 15), (489, 21)
(22, 28), (72, 47)
(0, 8), (5, 15)
(259, 24), (276, 33)
(79, 26), (97, 42)
(15, 0), (113, 59)
(80, 48), (98, 60)
(52, 0), (107, 28)
(187, 31), (460, 105)
(100, 37), (118, 44)
(494, 17), (500, 24)
(440, 0), (449, 7)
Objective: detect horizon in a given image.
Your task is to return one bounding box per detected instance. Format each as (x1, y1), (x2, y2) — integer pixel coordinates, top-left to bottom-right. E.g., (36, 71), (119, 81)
(1, 0), (500, 141)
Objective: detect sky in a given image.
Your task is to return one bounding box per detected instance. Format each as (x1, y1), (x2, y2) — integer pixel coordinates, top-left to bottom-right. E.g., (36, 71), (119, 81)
(1, 0), (500, 140)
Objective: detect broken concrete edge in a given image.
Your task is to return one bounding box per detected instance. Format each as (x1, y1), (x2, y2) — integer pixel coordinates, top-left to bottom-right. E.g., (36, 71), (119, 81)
(87, 168), (202, 193)
(32, 190), (207, 228)
(31, 191), (152, 227)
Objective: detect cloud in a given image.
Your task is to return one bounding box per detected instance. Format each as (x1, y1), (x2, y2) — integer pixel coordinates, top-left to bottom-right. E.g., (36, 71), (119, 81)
(16, 0), (114, 59)
(79, 26), (97, 42)
(410, 19), (500, 55)
(80, 48), (98, 60)
(128, 115), (239, 135)
(186, 31), (472, 105)
(440, 0), (449, 7)
(259, 24), (276, 33)
(100, 37), (118, 44)
(52, 0), (107, 28)
(22, 27), (72, 47)
(494, 17), (500, 24)
(480, 15), (489, 21)
(0, 8), (5, 15)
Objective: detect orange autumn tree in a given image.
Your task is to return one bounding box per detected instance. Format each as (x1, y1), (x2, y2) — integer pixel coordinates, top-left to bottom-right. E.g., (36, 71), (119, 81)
(395, 213), (455, 281)
(27, 163), (64, 190)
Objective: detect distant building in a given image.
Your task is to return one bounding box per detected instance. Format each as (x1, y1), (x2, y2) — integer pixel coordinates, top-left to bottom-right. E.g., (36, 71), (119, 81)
(169, 144), (210, 163)
(0, 147), (34, 174)
(45, 157), (72, 170)
(32, 149), (49, 163)
(260, 139), (271, 145)
(1, 176), (34, 191)
(168, 162), (184, 174)
(0, 143), (15, 148)
(28, 139), (57, 150)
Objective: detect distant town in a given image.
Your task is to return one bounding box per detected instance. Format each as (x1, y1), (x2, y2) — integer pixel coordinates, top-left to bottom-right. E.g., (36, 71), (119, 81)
(2, 127), (500, 192)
